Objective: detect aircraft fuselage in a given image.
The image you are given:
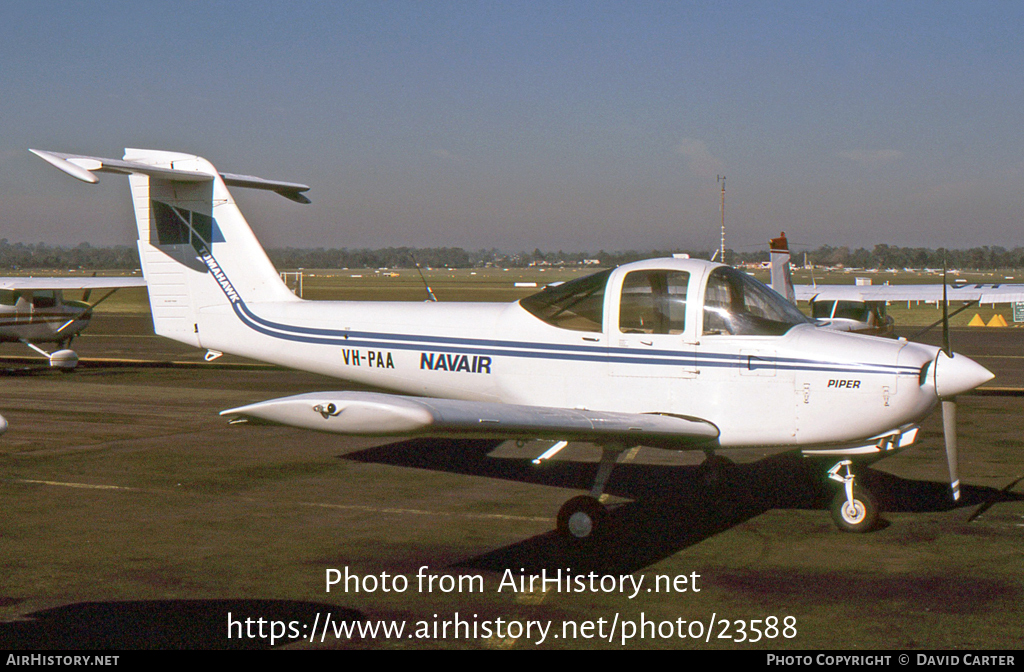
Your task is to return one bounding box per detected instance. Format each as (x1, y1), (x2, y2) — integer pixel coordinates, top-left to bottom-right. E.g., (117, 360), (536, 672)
(189, 258), (942, 450)
(0, 290), (89, 343)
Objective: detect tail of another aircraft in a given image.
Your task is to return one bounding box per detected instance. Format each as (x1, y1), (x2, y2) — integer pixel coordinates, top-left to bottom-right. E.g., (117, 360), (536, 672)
(30, 148), (310, 349)
(769, 232), (796, 304)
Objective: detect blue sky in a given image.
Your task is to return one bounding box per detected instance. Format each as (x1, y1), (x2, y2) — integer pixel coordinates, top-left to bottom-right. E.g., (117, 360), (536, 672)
(2, 1), (1022, 252)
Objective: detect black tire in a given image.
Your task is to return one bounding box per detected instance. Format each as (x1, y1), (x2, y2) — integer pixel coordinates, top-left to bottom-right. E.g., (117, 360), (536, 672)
(556, 495), (609, 541)
(830, 488), (879, 533)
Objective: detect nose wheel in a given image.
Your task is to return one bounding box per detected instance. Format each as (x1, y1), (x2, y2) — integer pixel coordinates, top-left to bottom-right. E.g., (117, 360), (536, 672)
(20, 339), (79, 371)
(827, 460), (879, 533)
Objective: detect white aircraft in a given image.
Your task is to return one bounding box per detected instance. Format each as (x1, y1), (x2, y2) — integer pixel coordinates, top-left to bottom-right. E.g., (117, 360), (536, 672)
(0, 272), (142, 435)
(0, 275), (146, 369)
(769, 232), (1024, 334)
(33, 148), (995, 540)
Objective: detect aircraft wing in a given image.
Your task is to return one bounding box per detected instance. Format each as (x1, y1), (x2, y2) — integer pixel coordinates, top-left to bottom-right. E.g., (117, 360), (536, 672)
(221, 391), (720, 450)
(795, 283), (1024, 304)
(0, 277), (146, 291)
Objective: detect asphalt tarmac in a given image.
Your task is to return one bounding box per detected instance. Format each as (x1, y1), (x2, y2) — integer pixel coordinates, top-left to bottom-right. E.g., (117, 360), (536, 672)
(1, 316), (1022, 650)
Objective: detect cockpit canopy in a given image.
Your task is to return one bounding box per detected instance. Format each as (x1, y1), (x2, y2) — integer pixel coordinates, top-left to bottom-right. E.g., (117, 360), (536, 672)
(702, 266), (809, 336)
(520, 262), (809, 337)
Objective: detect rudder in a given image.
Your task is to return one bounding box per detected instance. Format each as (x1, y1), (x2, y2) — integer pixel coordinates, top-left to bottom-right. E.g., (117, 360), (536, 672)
(769, 231), (796, 305)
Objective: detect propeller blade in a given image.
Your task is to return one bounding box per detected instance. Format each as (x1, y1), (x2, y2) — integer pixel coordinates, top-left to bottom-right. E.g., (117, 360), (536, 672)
(56, 289), (117, 334)
(942, 262), (951, 356)
(81, 289), (120, 318)
(83, 271), (97, 302)
(941, 399), (961, 502)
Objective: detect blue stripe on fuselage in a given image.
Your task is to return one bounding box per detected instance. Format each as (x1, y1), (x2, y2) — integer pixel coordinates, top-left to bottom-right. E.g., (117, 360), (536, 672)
(198, 253), (921, 377)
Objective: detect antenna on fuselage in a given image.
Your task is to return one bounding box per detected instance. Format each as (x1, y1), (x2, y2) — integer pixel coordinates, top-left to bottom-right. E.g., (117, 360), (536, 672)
(412, 255), (438, 302)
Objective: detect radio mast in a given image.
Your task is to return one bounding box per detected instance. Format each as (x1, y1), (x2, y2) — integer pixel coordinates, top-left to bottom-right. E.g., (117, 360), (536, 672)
(717, 175), (726, 264)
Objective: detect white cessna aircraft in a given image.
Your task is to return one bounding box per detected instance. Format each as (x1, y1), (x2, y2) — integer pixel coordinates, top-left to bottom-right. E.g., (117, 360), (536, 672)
(0, 272), (142, 436)
(769, 232), (1024, 334)
(0, 275), (145, 369)
(33, 148), (995, 540)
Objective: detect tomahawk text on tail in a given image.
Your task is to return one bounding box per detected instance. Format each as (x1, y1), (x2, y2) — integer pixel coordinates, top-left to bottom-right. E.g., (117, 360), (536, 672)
(34, 148), (994, 540)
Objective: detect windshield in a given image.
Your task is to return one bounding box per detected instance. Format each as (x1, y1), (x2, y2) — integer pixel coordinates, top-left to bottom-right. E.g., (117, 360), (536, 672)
(519, 269), (611, 332)
(702, 267), (810, 336)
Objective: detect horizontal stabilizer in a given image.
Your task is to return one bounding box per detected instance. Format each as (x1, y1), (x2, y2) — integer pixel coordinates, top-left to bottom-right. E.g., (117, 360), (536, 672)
(221, 391), (720, 449)
(220, 172), (312, 203)
(30, 149), (311, 203)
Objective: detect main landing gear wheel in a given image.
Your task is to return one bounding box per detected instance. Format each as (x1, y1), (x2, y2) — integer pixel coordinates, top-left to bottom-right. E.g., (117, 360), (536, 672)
(830, 487), (878, 533)
(557, 495), (609, 542)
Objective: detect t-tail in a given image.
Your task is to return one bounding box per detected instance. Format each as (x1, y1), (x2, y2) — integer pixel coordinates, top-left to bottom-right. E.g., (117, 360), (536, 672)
(30, 149), (309, 350)
(769, 231), (796, 304)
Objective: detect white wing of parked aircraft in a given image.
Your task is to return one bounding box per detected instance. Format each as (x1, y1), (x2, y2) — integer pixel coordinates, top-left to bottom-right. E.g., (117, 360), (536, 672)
(0, 277), (145, 291)
(0, 275), (146, 369)
(34, 148), (994, 540)
(795, 283), (1024, 304)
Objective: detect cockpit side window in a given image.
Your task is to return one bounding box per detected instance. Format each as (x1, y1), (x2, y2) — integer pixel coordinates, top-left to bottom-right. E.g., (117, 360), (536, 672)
(519, 269), (611, 332)
(702, 267), (809, 336)
(32, 290), (58, 309)
(833, 301), (871, 322)
(619, 270), (689, 334)
(811, 300), (835, 319)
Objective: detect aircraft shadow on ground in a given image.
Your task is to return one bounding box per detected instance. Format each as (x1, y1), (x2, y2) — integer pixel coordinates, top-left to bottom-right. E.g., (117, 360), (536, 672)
(0, 599), (360, 650)
(343, 439), (1023, 574)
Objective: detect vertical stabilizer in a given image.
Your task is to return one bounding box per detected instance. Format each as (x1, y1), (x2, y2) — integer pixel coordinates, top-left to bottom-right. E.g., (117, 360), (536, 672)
(123, 149), (300, 347)
(769, 232), (796, 304)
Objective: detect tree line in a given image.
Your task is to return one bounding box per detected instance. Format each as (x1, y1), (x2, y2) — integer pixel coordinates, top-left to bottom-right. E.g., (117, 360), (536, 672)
(3, 238), (1024, 271)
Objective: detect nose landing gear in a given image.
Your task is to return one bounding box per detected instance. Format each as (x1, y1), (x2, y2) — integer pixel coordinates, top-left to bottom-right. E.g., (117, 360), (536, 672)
(827, 460), (879, 533)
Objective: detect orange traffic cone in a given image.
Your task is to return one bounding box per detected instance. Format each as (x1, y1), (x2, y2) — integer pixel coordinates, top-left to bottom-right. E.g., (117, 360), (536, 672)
(987, 314), (1008, 327)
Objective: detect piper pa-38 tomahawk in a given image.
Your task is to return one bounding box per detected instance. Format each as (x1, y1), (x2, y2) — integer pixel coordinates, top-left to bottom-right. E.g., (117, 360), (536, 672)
(0, 275), (145, 369)
(34, 148), (995, 540)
